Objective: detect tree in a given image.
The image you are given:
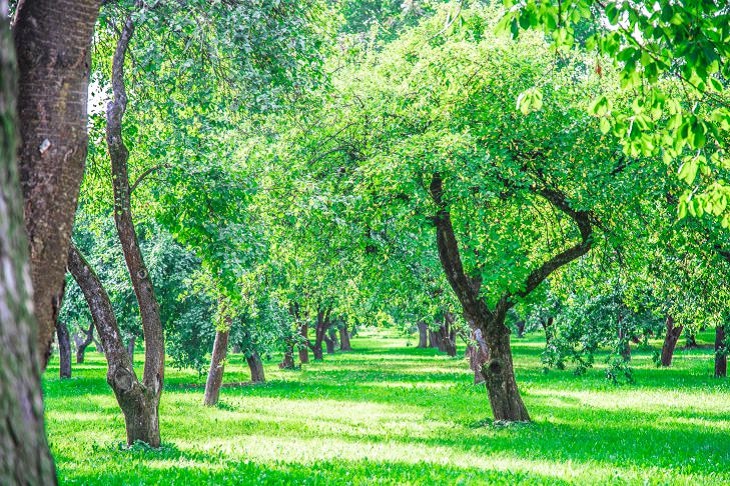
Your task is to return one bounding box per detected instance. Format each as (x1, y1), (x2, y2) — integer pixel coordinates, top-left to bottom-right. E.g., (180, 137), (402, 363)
(13, 0), (101, 366)
(0, 4), (55, 479)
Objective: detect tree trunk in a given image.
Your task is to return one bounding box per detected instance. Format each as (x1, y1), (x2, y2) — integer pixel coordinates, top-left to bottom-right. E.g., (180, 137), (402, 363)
(127, 336), (136, 364)
(246, 352), (265, 383)
(660, 315), (683, 367)
(542, 317), (554, 344)
(203, 329), (229, 406)
(427, 328), (439, 348)
(232, 344), (242, 354)
(74, 323), (94, 363)
(313, 308), (330, 361)
(0, 19), (56, 478)
(298, 323), (309, 364)
(279, 348), (295, 369)
(715, 325), (727, 378)
(93, 336), (104, 355)
(107, 10), (165, 409)
(13, 0), (101, 369)
(515, 320), (526, 338)
(324, 331), (336, 354)
(685, 332), (698, 349)
(67, 244), (161, 447)
(467, 329), (489, 385)
(57, 321), (71, 379)
(617, 316), (631, 361)
(441, 313), (457, 357)
(416, 322), (428, 348)
(339, 324), (352, 351)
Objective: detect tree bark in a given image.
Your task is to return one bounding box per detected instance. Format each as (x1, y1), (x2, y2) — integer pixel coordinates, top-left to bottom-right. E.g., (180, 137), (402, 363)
(428, 328), (440, 348)
(324, 332), (336, 354)
(0, 16), (56, 479)
(515, 320), (526, 338)
(660, 315), (682, 367)
(67, 243), (161, 447)
(339, 323), (352, 351)
(13, 0), (101, 369)
(279, 347), (295, 369)
(298, 323), (309, 364)
(74, 322), (94, 363)
(107, 8), (165, 410)
(542, 317), (554, 345)
(715, 325), (727, 378)
(313, 308), (331, 361)
(127, 336), (135, 364)
(246, 352), (265, 383)
(416, 322), (428, 348)
(441, 313), (457, 357)
(203, 329), (229, 406)
(57, 320), (71, 379)
(617, 316), (631, 361)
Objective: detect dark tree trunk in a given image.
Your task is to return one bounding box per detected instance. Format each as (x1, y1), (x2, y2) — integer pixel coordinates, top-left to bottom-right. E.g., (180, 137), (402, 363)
(324, 327), (337, 354)
(339, 323), (352, 351)
(298, 324), (309, 364)
(246, 352), (265, 383)
(467, 329), (489, 385)
(515, 320), (526, 338)
(542, 317), (554, 344)
(127, 336), (136, 364)
(74, 323), (94, 363)
(428, 328), (439, 348)
(57, 321), (71, 379)
(660, 315), (683, 367)
(429, 173), (591, 422)
(203, 329), (229, 406)
(440, 312), (457, 357)
(0, 18), (57, 481)
(417, 322), (428, 348)
(313, 308), (331, 361)
(715, 325), (727, 378)
(617, 317), (631, 361)
(279, 348), (295, 369)
(13, 0), (101, 369)
(107, 10), (164, 409)
(68, 244), (161, 447)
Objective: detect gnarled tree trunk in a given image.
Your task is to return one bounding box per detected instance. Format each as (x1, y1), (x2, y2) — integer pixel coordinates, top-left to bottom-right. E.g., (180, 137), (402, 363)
(416, 322), (428, 348)
(339, 323), (352, 351)
(660, 315), (682, 367)
(68, 243), (161, 446)
(106, 8), (164, 426)
(74, 322), (94, 363)
(57, 320), (71, 379)
(13, 0), (101, 368)
(298, 323), (309, 364)
(715, 325), (727, 378)
(203, 329), (229, 406)
(0, 17), (56, 480)
(246, 352), (265, 383)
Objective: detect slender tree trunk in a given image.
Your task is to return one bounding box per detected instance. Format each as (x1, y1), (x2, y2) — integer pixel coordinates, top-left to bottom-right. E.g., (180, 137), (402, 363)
(298, 324), (309, 364)
(441, 312), (457, 356)
(617, 316), (631, 361)
(515, 320), (526, 338)
(0, 17), (57, 481)
(715, 325), (727, 378)
(57, 321), (72, 379)
(324, 331), (336, 354)
(660, 315), (683, 367)
(68, 244), (160, 446)
(203, 329), (229, 406)
(107, 9), (164, 413)
(279, 347), (295, 369)
(542, 317), (554, 345)
(246, 352), (265, 383)
(417, 322), (428, 348)
(339, 323), (352, 351)
(127, 336), (136, 364)
(13, 0), (101, 368)
(74, 323), (94, 363)
(313, 308), (330, 360)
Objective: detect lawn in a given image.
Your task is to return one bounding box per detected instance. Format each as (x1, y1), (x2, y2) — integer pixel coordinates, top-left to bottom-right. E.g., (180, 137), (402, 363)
(43, 328), (730, 485)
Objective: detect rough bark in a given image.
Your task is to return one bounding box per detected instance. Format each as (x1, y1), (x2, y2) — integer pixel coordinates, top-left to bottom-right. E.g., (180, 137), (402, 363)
(429, 173), (592, 422)
(127, 336), (135, 364)
(715, 325), (727, 378)
(107, 8), (164, 409)
(416, 322), (428, 348)
(660, 315), (682, 367)
(467, 329), (489, 385)
(57, 320), (71, 379)
(339, 323), (352, 351)
(67, 244), (161, 447)
(74, 322), (94, 363)
(298, 323), (309, 364)
(246, 352), (265, 383)
(13, 0), (101, 368)
(0, 15), (56, 478)
(203, 329), (229, 406)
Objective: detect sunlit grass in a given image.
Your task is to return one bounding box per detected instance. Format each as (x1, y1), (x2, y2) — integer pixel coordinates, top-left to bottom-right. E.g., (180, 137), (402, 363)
(43, 328), (730, 485)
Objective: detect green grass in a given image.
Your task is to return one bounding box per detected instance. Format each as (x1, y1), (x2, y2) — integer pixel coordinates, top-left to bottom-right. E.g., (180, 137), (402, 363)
(43, 329), (730, 485)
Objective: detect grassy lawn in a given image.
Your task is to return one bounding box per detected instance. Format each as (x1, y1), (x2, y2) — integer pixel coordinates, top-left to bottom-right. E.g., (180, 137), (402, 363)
(43, 328), (730, 485)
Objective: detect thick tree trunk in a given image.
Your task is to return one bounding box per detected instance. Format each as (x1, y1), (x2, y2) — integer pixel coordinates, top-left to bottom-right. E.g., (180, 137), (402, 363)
(660, 315), (683, 367)
(74, 323), (94, 363)
(127, 336), (136, 364)
(0, 19), (56, 479)
(107, 10), (165, 409)
(298, 323), (309, 364)
(68, 244), (161, 447)
(428, 328), (440, 348)
(246, 352), (265, 383)
(13, 0), (101, 369)
(715, 325), (727, 378)
(417, 322), (428, 348)
(203, 329), (229, 406)
(57, 321), (72, 379)
(339, 324), (352, 351)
